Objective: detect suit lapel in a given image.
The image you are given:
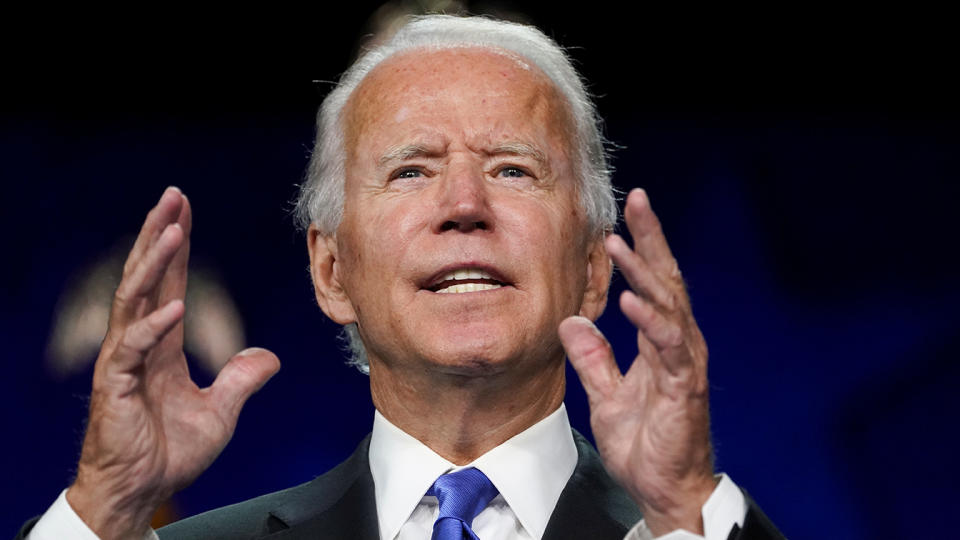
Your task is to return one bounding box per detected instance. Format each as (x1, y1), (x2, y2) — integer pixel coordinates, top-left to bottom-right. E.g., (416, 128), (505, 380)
(542, 430), (643, 540)
(254, 429), (641, 540)
(260, 436), (380, 540)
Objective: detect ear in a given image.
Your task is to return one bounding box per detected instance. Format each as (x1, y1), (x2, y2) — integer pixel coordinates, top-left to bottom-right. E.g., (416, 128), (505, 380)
(307, 224), (358, 325)
(578, 233), (612, 321)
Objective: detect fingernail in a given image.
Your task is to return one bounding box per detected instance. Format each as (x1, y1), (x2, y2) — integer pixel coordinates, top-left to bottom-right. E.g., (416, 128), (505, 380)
(604, 234), (624, 251)
(571, 315), (600, 333)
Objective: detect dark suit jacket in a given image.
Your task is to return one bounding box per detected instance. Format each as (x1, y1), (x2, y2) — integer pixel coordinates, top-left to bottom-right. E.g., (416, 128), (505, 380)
(15, 431), (784, 540)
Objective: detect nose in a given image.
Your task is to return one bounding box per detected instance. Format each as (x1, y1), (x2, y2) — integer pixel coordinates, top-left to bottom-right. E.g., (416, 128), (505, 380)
(432, 162), (493, 233)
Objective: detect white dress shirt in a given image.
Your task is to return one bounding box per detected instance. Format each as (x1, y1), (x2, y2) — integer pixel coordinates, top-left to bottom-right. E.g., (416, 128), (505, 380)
(28, 403), (745, 540)
(370, 405), (578, 540)
(369, 404), (746, 540)
(27, 489), (157, 540)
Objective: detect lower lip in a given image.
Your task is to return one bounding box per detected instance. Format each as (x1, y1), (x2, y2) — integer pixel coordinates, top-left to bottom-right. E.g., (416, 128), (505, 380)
(434, 283), (503, 294)
(421, 284), (512, 295)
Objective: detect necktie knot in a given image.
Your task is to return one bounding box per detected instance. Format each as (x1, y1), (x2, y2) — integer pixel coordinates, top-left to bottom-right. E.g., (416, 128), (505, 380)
(427, 467), (499, 540)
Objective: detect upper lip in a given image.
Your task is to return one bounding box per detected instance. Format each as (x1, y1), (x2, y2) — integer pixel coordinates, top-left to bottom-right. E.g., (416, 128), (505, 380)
(420, 263), (512, 291)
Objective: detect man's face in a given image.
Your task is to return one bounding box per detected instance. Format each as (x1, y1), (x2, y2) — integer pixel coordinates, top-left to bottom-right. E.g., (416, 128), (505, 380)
(311, 47), (609, 375)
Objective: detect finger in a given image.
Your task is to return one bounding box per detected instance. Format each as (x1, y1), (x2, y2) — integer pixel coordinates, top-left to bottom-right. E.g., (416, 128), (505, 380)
(605, 233), (676, 309)
(623, 189), (679, 278)
(112, 223), (184, 322)
(619, 291), (691, 373)
(159, 194), (192, 304)
(624, 322), (665, 382)
(210, 347), (281, 421)
(559, 316), (621, 402)
(623, 328), (690, 400)
(123, 187), (184, 278)
(109, 299), (185, 375)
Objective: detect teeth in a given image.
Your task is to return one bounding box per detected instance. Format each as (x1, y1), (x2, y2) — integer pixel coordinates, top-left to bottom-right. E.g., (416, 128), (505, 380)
(431, 268), (502, 293)
(435, 282), (502, 294)
(441, 269), (493, 282)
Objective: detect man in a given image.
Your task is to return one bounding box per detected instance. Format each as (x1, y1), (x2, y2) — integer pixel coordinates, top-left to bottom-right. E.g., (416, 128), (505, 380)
(20, 15), (783, 540)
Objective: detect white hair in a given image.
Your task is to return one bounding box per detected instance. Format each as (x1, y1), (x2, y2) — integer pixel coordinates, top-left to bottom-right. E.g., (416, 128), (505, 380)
(294, 14), (617, 373)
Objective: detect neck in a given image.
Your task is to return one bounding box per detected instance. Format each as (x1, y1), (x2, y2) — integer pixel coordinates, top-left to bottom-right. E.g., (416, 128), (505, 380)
(369, 355), (566, 465)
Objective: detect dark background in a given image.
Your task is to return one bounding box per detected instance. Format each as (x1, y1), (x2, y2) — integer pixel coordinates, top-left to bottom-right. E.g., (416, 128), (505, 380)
(2, 4), (958, 539)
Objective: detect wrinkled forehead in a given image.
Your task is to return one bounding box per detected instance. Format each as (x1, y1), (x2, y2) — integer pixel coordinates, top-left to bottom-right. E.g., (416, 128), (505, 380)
(341, 46), (577, 154)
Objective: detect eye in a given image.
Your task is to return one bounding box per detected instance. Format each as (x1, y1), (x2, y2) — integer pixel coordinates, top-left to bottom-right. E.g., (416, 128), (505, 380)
(391, 167), (425, 180)
(496, 166), (529, 179)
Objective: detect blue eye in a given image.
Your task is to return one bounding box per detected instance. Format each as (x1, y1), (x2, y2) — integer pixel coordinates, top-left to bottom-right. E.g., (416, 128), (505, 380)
(498, 167), (528, 178)
(393, 168), (423, 179)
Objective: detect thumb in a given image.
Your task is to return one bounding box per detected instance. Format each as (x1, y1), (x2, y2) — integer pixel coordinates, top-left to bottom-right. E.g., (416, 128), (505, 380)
(559, 316), (620, 403)
(211, 347), (281, 420)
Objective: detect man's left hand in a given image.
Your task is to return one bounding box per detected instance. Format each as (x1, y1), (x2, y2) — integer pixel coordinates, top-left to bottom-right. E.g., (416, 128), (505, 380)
(559, 188), (716, 536)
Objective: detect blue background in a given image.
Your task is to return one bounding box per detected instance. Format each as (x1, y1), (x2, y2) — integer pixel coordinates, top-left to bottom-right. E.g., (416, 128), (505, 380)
(2, 5), (957, 538)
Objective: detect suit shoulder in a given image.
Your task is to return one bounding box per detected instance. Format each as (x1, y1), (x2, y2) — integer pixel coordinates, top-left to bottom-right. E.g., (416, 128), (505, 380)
(156, 476), (322, 540)
(159, 437), (371, 540)
(734, 490), (786, 540)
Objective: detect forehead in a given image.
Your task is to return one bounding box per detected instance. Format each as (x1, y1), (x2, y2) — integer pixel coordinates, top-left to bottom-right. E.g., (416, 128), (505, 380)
(342, 47), (575, 155)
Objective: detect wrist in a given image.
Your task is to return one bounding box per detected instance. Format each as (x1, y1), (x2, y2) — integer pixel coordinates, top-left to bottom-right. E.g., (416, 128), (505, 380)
(638, 474), (718, 537)
(67, 466), (165, 540)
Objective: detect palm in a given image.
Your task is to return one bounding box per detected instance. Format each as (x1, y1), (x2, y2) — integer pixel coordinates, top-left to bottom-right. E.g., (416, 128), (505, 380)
(559, 188), (714, 535)
(99, 353), (232, 494)
(591, 344), (710, 510)
(152, 365), (233, 488)
(70, 188), (279, 539)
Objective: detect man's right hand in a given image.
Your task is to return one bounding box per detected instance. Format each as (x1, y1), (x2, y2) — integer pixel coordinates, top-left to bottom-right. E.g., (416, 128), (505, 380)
(66, 187), (280, 540)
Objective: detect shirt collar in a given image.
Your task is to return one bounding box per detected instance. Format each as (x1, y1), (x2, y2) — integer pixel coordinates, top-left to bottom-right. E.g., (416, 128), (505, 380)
(369, 404), (578, 540)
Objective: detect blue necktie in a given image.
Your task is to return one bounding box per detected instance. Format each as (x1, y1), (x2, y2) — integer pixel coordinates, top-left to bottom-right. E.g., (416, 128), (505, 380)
(427, 467), (500, 540)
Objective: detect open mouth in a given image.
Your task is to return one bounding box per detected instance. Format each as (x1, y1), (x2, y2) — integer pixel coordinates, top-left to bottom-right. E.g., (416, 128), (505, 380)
(425, 268), (509, 294)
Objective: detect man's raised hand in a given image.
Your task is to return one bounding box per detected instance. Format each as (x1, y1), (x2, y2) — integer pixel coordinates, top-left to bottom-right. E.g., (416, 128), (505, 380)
(66, 187), (280, 540)
(559, 188), (716, 536)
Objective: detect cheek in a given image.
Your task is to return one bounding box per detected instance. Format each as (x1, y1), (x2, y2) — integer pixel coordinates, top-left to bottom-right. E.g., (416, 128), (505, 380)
(532, 207), (591, 305)
(334, 228), (368, 307)
(504, 198), (588, 281)
(342, 198), (430, 281)
(517, 187), (583, 247)
(368, 199), (431, 253)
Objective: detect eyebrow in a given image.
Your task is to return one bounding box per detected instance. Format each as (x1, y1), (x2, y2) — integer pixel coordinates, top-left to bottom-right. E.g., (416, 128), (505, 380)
(376, 141), (551, 170)
(378, 144), (439, 167)
(487, 142), (548, 167)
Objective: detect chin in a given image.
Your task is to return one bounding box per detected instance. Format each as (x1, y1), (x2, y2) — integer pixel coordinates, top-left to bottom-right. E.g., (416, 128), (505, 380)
(419, 331), (521, 376)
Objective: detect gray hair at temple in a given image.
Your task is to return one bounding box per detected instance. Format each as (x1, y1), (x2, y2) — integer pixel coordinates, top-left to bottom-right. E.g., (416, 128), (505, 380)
(294, 14), (617, 373)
